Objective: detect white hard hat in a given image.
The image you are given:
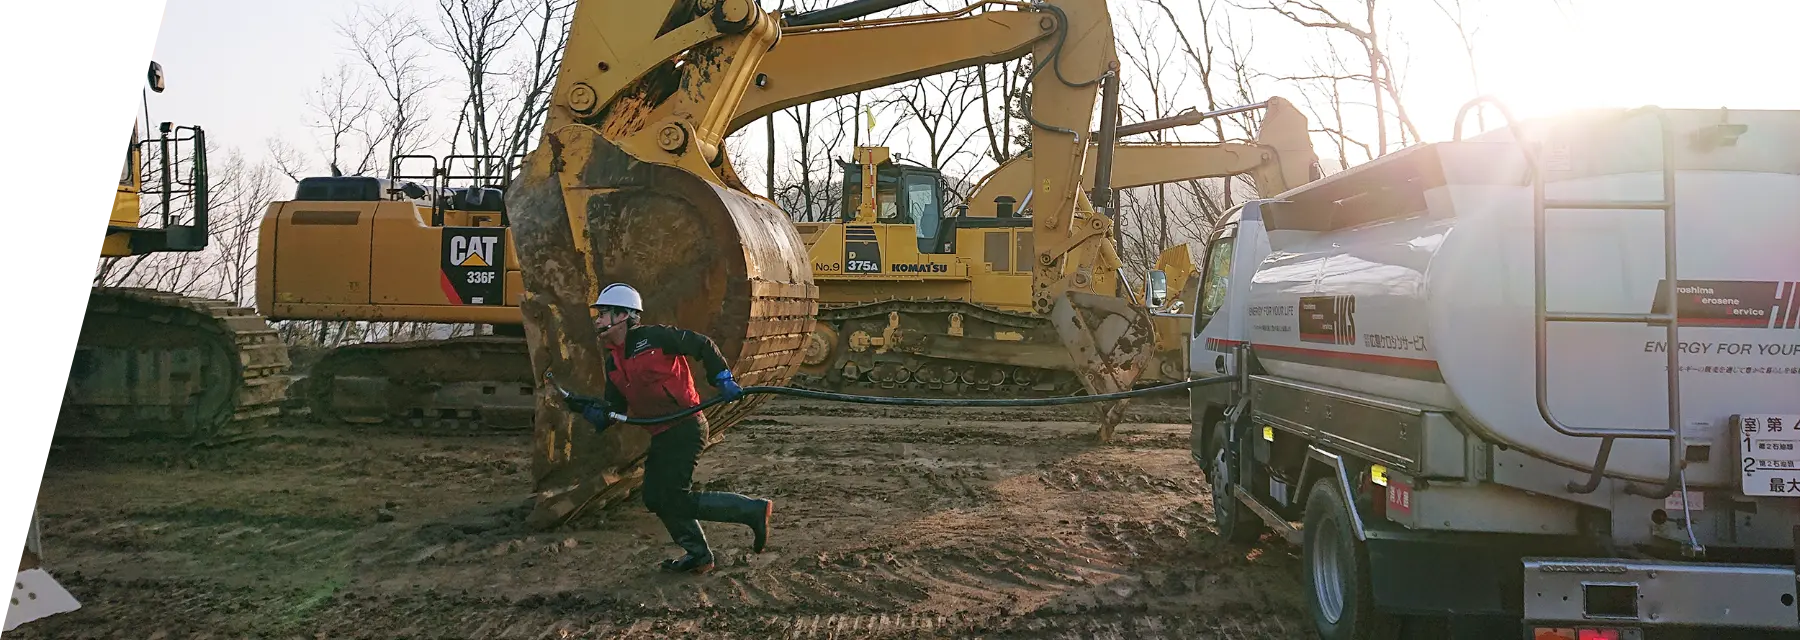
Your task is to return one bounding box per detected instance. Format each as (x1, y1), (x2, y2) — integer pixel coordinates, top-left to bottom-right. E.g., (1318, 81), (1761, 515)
(592, 283), (643, 312)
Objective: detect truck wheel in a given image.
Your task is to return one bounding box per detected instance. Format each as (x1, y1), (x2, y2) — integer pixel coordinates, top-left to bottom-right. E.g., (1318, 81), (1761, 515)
(1210, 429), (1265, 545)
(1303, 478), (1394, 640)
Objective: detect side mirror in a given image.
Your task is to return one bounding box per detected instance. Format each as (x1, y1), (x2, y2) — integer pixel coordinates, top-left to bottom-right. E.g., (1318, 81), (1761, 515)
(1147, 270), (1168, 308)
(147, 61), (165, 93)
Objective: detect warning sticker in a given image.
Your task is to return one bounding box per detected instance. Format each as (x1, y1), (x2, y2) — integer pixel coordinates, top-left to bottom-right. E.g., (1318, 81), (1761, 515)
(1737, 414), (1800, 497)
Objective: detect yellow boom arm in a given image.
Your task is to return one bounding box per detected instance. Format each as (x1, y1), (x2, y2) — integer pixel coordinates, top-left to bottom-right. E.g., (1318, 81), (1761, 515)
(966, 96), (1321, 217)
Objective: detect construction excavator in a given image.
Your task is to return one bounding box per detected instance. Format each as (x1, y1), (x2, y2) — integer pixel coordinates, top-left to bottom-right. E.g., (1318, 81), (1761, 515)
(257, 0), (1129, 439)
(20, 60), (293, 632)
(498, 0), (1163, 526)
(69, 70), (294, 432)
(61, 62), (291, 444)
(790, 98), (1321, 398)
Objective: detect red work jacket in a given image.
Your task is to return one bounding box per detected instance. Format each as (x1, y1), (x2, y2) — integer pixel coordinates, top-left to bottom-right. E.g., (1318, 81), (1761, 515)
(602, 324), (732, 435)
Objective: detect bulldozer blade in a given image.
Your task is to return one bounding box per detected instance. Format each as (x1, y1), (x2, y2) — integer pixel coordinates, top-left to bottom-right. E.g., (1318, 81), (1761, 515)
(508, 133), (816, 530)
(1050, 290), (1156, 443)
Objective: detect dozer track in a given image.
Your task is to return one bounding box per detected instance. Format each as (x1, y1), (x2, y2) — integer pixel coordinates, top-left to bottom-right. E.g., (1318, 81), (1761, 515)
(59, 287), (292, 443)
(296, 335), (537, 432)
(794, 298), (1087, 398)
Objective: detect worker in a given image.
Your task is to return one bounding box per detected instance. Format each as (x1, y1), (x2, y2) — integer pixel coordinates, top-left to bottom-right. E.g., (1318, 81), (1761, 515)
(561, 282), (773, 575)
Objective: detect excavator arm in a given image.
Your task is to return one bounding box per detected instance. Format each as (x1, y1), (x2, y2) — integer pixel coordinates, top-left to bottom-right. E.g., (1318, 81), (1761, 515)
(727, 2), (1054, 132)
(507, 0), (1134, 525)
(967, 97), (1321, 217)
(507, 0), (818, 526)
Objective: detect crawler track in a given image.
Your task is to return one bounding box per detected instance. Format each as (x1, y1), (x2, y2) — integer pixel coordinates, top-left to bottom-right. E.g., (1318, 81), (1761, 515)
(58, 287), (291, 443)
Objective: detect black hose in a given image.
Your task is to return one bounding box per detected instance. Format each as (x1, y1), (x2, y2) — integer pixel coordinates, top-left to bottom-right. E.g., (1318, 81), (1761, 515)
(786, 0), (924, 26)
(550, 374), (1234, 426)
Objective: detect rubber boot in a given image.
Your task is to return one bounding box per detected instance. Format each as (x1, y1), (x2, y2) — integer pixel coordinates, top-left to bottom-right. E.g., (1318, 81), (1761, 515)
(657, 516), (714, 574)
(695, 492), (773, 553)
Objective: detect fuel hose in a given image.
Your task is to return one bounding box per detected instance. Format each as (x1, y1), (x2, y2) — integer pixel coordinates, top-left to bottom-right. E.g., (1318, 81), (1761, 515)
(544, 372), (1235, 426)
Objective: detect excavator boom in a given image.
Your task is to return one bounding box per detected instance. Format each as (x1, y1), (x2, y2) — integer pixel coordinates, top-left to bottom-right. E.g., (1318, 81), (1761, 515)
(506, 0), (1140, 525)
(507, 0), (819, 526)
(967, 96), (1321, 216)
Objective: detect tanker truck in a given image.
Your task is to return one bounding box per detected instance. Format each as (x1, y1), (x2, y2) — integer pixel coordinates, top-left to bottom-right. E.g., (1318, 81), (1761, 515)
(1173, 98), (1800, 639)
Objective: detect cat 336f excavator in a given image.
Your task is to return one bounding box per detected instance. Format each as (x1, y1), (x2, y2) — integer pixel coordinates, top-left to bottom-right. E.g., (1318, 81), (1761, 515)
(258, 0), (1128, 445)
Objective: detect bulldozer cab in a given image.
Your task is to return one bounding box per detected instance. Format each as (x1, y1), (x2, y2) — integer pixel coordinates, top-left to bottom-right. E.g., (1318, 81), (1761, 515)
(838, 150), (948, 254)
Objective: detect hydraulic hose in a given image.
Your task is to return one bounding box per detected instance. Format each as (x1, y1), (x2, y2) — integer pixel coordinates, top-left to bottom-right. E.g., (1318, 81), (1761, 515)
(546, 372), (1233, 426)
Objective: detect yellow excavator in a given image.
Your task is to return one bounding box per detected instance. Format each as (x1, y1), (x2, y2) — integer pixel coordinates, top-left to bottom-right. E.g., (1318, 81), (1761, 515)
(257, 0), (1131, 439)
(62, 62), (291, 442)
(14, 2), (288, 625)
(256, 154), (533, 431)
(24, 60), (292, 632)
(791, 97), (1320, 397)
(500, 0), (1163, 526)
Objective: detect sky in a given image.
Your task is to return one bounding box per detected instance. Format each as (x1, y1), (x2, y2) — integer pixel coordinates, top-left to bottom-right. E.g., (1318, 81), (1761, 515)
(141, 0), (1800, 190)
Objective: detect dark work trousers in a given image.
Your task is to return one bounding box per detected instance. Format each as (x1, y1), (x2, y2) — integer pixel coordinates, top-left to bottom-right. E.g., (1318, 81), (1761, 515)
(641, 417), (769, 562)
(643, 418), (707, 520)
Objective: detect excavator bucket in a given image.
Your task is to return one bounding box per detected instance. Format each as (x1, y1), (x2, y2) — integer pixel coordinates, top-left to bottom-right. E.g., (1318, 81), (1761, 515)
(1051, 290), (1157, 442)
(507, 134), (816, 530)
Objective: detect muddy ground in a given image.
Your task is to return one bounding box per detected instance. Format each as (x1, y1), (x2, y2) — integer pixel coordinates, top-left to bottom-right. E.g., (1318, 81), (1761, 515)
(16, 397), (1318, 639)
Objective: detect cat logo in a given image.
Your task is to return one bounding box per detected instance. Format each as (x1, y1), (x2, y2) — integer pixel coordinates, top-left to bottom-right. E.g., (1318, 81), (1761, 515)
(449, 235), (500, 267)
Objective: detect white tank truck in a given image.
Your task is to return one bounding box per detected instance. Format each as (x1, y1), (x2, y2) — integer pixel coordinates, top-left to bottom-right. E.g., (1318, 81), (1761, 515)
(1158, 97), (1800, 639)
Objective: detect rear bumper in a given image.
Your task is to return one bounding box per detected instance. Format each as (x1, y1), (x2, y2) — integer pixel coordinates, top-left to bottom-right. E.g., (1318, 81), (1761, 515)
(1522, 557), (1799, 630)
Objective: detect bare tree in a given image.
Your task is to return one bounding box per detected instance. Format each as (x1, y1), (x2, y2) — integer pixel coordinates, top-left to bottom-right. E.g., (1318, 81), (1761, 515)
(775, 99), (854, 222)
(977, 60), (1031, 165)
(431, 0), (523, 165)
(203, 149), (286, 307)
(305, 63), (385, 176)
(1117, 3), (1191, 254)
(341, 1), (443, 171)
(429, 0), (573, 176)
(1239, 0), (1421, 156)
(1434, 0), (1487, 131)
(874, 68), (987, 206)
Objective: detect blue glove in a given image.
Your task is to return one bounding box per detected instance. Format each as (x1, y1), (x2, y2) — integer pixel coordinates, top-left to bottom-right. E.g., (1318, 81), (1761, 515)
(562, 394), (612, 432)
(714, 369), (743, 401)
(579, 403), (613, 433)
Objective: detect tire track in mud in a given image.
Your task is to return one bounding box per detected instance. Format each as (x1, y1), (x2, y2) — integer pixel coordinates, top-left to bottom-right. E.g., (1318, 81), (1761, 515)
(19, 404), (1309, 639)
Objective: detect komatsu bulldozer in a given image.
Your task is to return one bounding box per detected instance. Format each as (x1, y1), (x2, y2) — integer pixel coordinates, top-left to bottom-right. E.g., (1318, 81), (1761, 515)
(789, 98), (1321, 398)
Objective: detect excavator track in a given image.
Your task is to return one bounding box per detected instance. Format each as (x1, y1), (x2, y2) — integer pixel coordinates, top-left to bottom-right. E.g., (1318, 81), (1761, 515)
(793, 298), (1087, 398)
(58, 287), (292, 443)
(296, 335), (536, 432)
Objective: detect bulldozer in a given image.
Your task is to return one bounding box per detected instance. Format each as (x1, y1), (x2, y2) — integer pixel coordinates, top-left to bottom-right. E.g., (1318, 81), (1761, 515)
(501, 0), (1166, 527)
(257, 0), (1138, 440)
(789, 98), (1321, 398)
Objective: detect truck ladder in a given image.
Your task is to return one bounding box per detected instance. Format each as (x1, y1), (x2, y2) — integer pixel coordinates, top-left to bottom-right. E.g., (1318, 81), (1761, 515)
(1455, 97), (1700, 556)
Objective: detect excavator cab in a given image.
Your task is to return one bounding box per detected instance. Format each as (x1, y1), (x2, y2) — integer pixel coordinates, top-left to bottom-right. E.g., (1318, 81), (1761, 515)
(836, 146), (950, 255)
(100, 119), (209, 257)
